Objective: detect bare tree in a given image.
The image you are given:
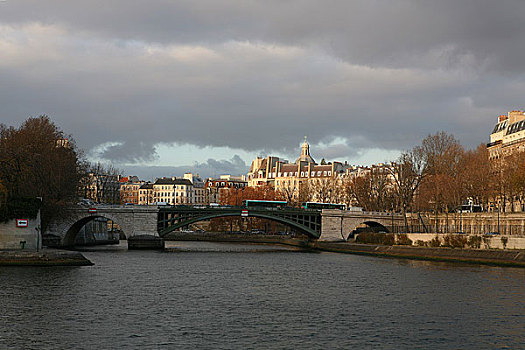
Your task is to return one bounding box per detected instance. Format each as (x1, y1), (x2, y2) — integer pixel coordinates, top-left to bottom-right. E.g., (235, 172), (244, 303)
(78, 162), (122, 204)
(0, 116), (84, 229)
(410, 132), (464, 213)
(460, 144), (495, 209)
(388, 147), (428, 229)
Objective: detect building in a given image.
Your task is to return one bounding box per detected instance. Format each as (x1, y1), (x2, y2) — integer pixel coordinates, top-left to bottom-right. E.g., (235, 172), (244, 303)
(138, 183), (154, 205)
(183, 173), (207, 205)
(246, 137), (349, 200)
(487, 110), (525, 212)
(487, 110), (525, 160)
(206, 175), (248, 204)
(153, 177), (194, 205)
(80, 173), (122, 204)
(120, 176), (143, 205)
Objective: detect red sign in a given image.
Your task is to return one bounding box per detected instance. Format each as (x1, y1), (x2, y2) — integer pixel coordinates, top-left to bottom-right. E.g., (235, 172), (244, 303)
(241, 209), (248, 217)
(88, 208), (97, 214)
(16, 219), (28, 227)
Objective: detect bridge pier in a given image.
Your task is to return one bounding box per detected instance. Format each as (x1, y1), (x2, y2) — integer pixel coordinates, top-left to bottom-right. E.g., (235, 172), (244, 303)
(128, 235), (165, 250)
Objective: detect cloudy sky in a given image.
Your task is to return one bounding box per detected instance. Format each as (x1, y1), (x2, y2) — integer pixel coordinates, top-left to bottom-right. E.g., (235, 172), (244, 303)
(2, 1), (524, 180)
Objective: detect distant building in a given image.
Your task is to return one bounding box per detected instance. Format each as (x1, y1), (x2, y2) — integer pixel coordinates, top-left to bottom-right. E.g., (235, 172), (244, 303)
(138, 183), (154, 205)
(246, 137), (349, 200)
(153, 177), (194, 205)
(80, 173), (121, 204)
(206, 175), (248, 204)
(487, 110), (525, 160)
(487, 110), (525, 213)
(120, 176), (143, 204)
(184, 173), (207, 205)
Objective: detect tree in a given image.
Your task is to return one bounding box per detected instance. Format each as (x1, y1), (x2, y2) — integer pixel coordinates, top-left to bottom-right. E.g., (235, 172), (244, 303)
(415, 132), (464, 212)
(460, 144), (495, 209)
(78, 162), (122, 204)
(0, 116), (84, 229)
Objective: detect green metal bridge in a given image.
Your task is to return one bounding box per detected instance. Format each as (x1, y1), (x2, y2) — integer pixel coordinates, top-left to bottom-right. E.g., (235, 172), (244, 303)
(157, 206), (322, 238)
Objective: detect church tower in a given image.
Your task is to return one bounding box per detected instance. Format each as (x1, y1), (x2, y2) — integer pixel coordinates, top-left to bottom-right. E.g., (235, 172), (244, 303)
(295, 136), (316, 165)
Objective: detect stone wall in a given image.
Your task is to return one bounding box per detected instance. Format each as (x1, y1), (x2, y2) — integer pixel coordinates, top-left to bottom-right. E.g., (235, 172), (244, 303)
(407, 212), (525, 236)
(44, 206), (159, 246)
(320, 210), (404, 241)
(406, 233), (525, 250)
(0, 211), (41, 250)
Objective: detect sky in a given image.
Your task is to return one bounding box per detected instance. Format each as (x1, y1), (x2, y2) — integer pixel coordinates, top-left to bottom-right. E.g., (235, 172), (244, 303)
(1, 1), (525, 180)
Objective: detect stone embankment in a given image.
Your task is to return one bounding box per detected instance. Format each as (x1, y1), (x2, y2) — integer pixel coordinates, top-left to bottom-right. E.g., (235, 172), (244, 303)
(311, 242), (525, 267)
(167, 233), (525, 267)
(0, 249), (93, 266)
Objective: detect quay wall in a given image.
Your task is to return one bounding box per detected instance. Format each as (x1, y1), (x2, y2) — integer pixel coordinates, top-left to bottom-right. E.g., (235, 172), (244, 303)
(405, 233), (525, 250)
(310, 242), (525, 267)
(0, 212), (41, 250)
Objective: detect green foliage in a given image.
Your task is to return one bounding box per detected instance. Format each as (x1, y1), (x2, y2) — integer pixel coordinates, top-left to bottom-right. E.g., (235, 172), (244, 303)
(467, 235), (482, 249)
(356, 232), (395, 245)
(395, 234), (413, 245)
(0, 197), (42, 222)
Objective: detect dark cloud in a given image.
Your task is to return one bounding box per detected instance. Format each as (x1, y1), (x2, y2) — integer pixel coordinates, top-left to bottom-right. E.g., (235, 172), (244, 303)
(1, 0), (524, 172)
(121, 155), (247, 181)
(99, 142), (158, 163)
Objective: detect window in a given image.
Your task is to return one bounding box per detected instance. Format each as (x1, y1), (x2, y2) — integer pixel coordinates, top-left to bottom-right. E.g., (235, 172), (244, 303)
(311, 171), (315, 176)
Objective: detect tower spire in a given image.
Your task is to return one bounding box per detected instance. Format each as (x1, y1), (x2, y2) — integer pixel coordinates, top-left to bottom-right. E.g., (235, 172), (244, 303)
(295, 136), (316, 164)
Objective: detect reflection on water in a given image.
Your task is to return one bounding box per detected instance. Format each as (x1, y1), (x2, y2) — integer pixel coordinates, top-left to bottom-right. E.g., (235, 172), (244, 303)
(165, 240), (308, 253)
(1, 241), (524, 349)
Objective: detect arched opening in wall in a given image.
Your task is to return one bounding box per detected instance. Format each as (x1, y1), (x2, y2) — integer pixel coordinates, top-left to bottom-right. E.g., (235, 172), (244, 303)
(62, 216), (126, 247)
(347, 221), (389, 240)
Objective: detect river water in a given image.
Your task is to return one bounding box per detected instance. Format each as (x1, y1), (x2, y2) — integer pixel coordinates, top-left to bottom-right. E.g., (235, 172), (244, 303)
(1, 241), (524, 349)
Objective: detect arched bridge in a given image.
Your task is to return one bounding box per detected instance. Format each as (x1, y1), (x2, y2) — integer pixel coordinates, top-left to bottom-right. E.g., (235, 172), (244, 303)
(43, 205), (406, 247)
(158, 206), (322, 238)
(44, 206), (159, 247)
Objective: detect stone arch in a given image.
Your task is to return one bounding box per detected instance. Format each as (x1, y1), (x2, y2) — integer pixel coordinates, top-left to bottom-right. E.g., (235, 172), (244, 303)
(62, 214), (129, 247)
(347, 220), (390, 240)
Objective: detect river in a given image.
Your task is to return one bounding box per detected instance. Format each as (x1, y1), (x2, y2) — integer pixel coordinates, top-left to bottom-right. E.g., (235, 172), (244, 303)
(1, 241), (524, 349)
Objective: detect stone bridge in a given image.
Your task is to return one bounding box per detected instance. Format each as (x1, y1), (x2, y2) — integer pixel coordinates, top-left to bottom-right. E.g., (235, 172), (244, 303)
(44, 205), (407, 246)
(321, 209), (405, 241)
(44, 206), (159, 247)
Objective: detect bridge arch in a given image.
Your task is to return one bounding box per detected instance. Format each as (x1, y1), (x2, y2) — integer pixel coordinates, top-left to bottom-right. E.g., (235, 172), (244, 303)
(347, 220), (390, 240)
(62, 214), (127, 247)
(158, 211), (321, 238)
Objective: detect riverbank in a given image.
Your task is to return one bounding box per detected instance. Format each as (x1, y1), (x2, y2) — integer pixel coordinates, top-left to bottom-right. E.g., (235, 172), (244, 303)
(312, 242), (525, 267)
(0, 249), (93, 266)
(166, 233), (525, 267)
